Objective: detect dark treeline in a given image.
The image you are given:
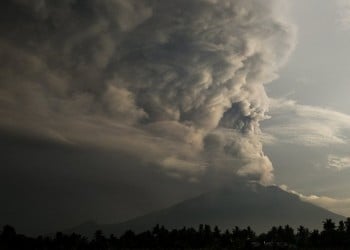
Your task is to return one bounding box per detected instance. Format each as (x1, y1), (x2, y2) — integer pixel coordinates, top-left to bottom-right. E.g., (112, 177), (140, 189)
(2, 218), (350, 249)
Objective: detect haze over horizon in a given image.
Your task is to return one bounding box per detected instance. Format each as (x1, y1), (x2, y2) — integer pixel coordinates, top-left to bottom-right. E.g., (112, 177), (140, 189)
(1, 0), (350, 235)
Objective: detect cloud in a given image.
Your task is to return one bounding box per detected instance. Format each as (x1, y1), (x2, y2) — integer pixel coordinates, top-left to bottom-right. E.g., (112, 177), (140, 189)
(280, 184), (350, 217)
(263, 99), (350, 146)
(336, 0), (350, 30)
(0, 0), (296, 183)
(328, 154), (350, 170)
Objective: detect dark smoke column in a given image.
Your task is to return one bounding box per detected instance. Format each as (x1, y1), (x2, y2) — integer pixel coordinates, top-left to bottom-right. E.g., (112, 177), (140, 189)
(0, 0), (296, 183)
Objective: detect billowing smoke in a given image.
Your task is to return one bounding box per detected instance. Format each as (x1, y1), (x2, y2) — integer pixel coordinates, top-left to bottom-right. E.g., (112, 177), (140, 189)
(0, 0), (295, 184)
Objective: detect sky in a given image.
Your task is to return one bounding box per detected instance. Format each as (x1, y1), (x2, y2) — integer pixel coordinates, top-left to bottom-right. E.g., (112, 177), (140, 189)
(0, 0), (350, 235)
(261, 0), (350, 216)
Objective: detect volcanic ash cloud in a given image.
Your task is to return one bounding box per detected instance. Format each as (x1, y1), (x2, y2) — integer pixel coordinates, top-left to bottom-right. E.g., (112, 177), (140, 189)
(0, 0), (296, 183)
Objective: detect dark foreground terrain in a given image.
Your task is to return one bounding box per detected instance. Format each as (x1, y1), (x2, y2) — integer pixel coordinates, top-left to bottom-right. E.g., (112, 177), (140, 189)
(2, 218), (350, 249)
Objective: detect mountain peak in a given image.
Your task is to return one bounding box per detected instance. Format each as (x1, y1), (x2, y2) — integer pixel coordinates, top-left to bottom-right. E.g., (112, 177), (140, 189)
(66, 184), (344, 237)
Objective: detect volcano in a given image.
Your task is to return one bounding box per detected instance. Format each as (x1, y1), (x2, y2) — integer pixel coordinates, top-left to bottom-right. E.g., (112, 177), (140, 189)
(66, 183), (344, 236)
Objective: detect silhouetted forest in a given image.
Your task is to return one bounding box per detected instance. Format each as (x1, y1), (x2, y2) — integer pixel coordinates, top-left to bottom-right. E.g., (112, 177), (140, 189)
(2, 218), (350, 249)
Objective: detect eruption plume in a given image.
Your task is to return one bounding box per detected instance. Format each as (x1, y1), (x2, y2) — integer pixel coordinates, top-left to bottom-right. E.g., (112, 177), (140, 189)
(0, 0), (296, 183)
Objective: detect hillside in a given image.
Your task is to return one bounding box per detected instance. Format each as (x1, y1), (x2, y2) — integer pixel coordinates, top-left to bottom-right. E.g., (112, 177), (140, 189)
(66, 183), (344, 236)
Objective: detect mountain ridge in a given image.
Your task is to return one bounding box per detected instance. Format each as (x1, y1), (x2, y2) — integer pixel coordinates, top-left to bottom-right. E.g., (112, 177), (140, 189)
(65, 183), (344, 237)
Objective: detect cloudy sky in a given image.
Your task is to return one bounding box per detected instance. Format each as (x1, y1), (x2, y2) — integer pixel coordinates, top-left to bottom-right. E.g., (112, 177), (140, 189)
(1, 0), (350, 235)
(261, 0), (350, 216)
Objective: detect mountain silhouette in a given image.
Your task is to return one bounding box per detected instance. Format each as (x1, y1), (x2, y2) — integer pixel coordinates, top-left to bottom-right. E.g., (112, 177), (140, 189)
(66, 183), (344, 236)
